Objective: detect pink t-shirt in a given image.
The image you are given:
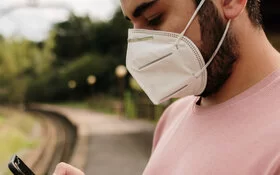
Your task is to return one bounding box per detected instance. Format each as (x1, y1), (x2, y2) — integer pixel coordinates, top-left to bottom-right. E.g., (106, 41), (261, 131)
(143, 70), (280, 175)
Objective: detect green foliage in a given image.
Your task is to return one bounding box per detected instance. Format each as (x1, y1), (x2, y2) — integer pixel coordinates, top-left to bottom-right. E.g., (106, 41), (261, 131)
(0, 37), (55, 104)
(52, 9), (131, 65)
(26, 8), (132, 102)
(0, 115), (4, 125)
(56, 95), (121, 115)
(53, 13), (95, 62)
(0, 8), (132, 104)
(87, 95), (120, 114)
(0, 108), (40, 171)
(26, 53), (114, 102)
(124, 91), (137, 119)
(60, 53), (109, 79)
(129, 77), (143, 92)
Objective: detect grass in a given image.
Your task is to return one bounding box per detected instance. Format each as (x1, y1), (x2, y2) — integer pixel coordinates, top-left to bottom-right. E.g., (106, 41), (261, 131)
(56, 101), (90, 109)
(0, 115), (5, 125)
(0, 107), (40, 174)
(55, 93), (168, 122)
(55, 95), (120, 115)
(56, 100), (118, 115)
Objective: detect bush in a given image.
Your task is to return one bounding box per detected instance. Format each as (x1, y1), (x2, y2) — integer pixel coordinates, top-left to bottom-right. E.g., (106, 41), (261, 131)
(124, 91), (137, 119)
(26, 53), (119, 102)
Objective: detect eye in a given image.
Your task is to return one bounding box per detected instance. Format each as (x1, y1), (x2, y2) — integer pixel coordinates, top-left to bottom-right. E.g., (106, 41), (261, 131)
(147, 14), (163, 26)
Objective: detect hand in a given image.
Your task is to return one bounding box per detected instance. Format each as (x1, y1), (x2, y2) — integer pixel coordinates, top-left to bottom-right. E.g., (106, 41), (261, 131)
(53, 162), (85, 175)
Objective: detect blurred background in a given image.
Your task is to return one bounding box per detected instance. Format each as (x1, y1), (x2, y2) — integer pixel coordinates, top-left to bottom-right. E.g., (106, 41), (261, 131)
(0, 0), (279, 174)
(0, 0), (169, 120)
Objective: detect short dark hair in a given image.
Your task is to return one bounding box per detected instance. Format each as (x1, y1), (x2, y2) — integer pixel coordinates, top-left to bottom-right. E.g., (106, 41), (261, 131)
(246, 0), (262, 27)
(194, 0), (262, 27)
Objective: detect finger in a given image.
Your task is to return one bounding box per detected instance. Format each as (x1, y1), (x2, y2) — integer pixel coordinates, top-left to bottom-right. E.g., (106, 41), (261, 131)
(54, 162), (84, 175)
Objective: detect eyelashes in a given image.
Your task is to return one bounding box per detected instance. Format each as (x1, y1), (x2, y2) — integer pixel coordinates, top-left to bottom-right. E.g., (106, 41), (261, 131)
(147, 14), (163, 26)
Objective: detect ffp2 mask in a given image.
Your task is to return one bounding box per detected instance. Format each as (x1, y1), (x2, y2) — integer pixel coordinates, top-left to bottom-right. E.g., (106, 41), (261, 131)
(126, 0), (231, 104)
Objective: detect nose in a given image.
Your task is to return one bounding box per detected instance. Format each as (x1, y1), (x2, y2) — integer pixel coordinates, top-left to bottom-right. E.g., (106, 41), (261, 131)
(133, 23), (153, 30)
(133, 23), (141, 29)
(132, 18), (153, 30)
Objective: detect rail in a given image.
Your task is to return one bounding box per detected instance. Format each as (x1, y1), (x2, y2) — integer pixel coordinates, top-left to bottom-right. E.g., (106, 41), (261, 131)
(22, 108), (78, 174)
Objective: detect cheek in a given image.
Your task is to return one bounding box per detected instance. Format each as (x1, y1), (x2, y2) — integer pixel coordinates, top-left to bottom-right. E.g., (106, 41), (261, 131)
(159, 0), (202, 46)
(160, 14), (202, 47)
(160, 15), (186, 33)
(184, 16), (202, 46)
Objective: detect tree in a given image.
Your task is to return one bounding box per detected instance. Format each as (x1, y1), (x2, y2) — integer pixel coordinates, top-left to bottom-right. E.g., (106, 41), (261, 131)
(0, 36), (55, 103)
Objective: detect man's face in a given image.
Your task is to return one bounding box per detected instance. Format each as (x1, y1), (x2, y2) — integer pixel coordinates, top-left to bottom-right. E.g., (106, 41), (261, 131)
(121, 0), (201, 46)
(121, 0), (239, 97)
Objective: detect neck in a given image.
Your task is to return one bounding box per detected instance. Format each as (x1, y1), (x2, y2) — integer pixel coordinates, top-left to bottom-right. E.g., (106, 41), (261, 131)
(200, 26), (280, 107)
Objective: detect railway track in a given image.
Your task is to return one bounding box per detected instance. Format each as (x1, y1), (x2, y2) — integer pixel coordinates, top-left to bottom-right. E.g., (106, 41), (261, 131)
(26, 109), (77, 175)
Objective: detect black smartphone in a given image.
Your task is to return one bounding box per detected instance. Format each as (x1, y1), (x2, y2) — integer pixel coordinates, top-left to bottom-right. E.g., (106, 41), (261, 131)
(8, 155), (35, 175)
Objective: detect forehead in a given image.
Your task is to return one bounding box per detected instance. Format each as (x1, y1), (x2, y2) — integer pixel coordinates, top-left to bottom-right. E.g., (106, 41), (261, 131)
(120, 0), (195, 17)
(120, 0), (153, 16)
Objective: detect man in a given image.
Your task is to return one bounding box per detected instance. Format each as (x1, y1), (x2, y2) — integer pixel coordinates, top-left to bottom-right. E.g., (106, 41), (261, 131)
(53, 0), (280, 174)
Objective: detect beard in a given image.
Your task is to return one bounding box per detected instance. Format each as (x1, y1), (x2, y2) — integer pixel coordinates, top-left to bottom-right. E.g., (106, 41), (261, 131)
(196, 0), (240, 97)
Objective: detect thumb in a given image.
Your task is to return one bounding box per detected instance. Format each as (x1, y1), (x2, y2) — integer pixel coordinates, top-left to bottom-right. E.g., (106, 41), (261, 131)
(53, 163), (84, 175)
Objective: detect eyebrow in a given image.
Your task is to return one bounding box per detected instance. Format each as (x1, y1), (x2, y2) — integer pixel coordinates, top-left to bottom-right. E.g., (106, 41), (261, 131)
(125, 0), (159, 21)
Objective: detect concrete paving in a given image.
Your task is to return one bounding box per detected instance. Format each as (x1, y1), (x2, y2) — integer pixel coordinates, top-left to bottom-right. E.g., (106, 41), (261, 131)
(38, 105), (155, 175)
(83, 112), (155, 175)
(86, 131), (153, 175)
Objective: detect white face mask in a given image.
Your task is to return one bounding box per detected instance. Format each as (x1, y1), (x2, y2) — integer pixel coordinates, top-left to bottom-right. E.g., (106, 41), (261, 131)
(126, 0), (231, 105)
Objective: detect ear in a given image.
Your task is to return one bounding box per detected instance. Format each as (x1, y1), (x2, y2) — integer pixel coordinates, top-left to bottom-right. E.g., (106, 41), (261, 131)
(222, 0), (247, 20)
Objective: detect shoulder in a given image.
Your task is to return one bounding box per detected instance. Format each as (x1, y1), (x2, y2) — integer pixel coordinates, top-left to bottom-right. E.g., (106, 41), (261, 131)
(159, 97), (195, 127)
(152, 96), (196, 151)
(255, 120), (280, 175)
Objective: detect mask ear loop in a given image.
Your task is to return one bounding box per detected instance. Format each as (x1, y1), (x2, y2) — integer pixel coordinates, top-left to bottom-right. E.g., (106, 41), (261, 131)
(194, 19), (231, 77)
(174, 0), (206, 49)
